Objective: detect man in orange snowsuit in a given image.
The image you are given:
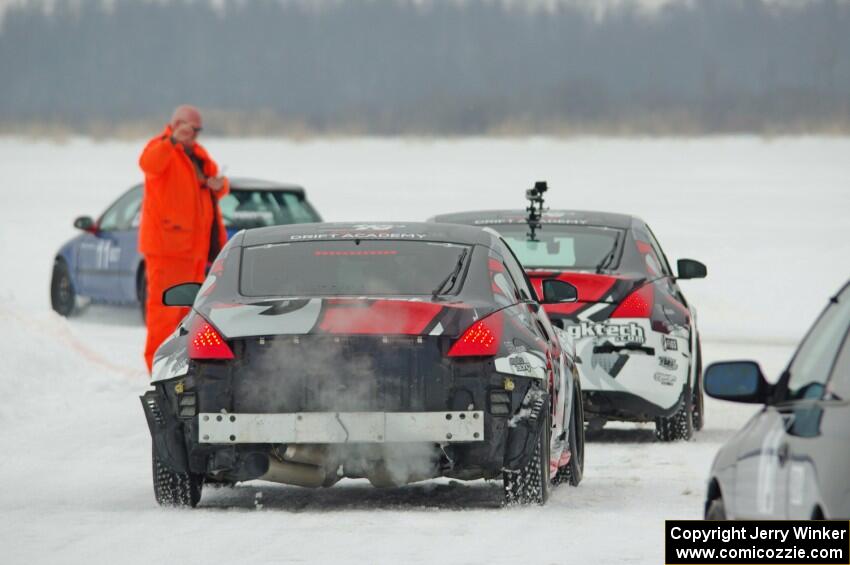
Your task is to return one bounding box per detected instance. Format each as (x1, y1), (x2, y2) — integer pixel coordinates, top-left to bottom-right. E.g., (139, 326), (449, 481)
(139, 105), (229, 373)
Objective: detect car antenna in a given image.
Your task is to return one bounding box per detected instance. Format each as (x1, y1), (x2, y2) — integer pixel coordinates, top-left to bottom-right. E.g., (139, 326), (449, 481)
(526, 180), (548, 242)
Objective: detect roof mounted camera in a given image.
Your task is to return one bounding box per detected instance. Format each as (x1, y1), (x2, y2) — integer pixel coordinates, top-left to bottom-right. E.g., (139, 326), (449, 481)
(525, 180), (548, 241)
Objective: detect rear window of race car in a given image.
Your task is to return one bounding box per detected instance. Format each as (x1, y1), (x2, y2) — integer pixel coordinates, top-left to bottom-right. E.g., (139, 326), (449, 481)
(497, 224), (624, 270)
(239, 240), (471, 297)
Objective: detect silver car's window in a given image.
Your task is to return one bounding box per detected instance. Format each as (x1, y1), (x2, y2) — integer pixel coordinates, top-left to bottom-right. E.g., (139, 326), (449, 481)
(785, 285), (850, 401)
(827, 331), (850, 400)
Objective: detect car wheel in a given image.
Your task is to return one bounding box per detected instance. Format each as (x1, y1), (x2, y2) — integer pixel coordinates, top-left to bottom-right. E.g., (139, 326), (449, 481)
(655, 384), (694, 442)
(554, 385), (584, 486)
(152, 445), (203, 508)
(503, 406), (551, 506)
(50, 259), (76, 316)
(137, 265), (147, 323)
(692, 339), (705, 431)
(705, 496), (726, 520)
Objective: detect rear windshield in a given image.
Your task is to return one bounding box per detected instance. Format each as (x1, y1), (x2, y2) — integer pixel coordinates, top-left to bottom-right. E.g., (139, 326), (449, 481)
(497, 224), (624, 270)
(219, 190), (320, 230)
(240, 241), (470, 297)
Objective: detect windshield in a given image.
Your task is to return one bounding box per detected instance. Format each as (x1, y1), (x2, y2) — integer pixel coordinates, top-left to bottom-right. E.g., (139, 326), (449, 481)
(496, 224), (624, 270)
(240, 241), (470, 297)
(219, 190), (320, 230)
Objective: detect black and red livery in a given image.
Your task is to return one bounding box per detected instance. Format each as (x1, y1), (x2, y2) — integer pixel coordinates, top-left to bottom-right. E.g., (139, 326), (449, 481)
(431, 209), (707, 441)
(141, 222), (585, 507)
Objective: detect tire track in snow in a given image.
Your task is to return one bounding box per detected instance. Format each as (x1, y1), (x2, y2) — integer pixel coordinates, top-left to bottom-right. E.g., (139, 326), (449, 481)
(0, 303), (146, 380)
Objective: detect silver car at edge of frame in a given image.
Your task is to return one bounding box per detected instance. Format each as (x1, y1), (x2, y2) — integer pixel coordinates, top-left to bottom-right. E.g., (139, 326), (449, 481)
(704, 280), (850, 520)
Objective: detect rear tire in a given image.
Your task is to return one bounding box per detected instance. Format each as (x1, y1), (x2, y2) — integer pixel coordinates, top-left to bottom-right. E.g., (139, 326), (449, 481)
(152, 445), (203, 508)
(655, 384), (694, 442)
(554, 386), (584, 486)
(705, 497), (726, 520)
(692, 339), (705, 431)
(50, 259), (76, 316)
(504, 409), (551, 506)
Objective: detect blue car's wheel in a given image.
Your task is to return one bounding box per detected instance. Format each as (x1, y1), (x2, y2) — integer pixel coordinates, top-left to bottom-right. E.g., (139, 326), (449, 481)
(50, 259), (76, 317)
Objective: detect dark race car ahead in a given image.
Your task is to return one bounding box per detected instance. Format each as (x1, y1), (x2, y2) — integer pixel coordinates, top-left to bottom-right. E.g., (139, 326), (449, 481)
(50, 178), (321, 318)
(141, 222), (585, 507)
(431, 210), (707, 441)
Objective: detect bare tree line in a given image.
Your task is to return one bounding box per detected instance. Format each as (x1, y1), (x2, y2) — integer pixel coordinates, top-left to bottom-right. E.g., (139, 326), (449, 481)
(1, 0), (849, 136)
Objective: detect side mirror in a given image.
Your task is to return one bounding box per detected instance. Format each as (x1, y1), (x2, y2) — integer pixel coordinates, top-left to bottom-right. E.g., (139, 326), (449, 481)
(163, 282), (202, 307)
(677, 258), (707, 280)
(541, 279), (578, 304)
(704, 361), (769, 404)
(74, 216), (97, 233)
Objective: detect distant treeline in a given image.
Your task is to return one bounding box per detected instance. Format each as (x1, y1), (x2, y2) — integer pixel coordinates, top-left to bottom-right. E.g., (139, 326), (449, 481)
(1, 0), (849, 136)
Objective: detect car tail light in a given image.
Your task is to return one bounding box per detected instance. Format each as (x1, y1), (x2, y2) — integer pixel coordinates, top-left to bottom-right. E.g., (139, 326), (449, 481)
(448, 311), (504, 357)
(610, 284), (654, 318)
(188, 316), (234, 360)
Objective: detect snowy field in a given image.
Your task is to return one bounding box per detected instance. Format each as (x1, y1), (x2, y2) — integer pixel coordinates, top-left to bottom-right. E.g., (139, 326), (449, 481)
(0, 136), (848, 564)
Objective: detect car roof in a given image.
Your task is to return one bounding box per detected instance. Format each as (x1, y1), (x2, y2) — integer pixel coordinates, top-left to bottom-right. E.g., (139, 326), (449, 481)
(229, 178), (305, 194)
(430, 209), (640, 229)
(240, 221), (500, 247)
(130, 178), (305, 194)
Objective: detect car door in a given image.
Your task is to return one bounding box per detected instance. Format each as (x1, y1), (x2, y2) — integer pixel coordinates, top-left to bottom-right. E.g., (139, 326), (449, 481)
(76, 186), (143, 301)
(642, 224), (692, 328)
(781, 283), (850, 518)
(498, 238), (566, 429)
(734, 283), (850, 519)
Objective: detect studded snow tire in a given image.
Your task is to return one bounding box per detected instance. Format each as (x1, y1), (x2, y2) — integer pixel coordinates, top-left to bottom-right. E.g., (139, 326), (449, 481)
(655, 384), (694, 442)
(152, 445), (203, 508)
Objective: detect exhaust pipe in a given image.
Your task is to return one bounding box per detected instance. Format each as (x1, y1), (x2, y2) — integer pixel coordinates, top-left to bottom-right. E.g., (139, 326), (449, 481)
(260, 457), (327, 488)
(284, 444), (329, 466)
(367, 461), (438, 488)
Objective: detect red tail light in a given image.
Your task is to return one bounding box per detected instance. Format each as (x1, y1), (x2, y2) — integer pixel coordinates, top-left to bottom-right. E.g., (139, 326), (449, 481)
(610, 284), (654, 318)
(448, 311), (504, 357)
(188, 316), (234, 360)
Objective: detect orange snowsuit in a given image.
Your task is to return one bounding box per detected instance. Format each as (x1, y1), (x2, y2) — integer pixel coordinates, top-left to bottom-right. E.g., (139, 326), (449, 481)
(139, 126), (229, 373)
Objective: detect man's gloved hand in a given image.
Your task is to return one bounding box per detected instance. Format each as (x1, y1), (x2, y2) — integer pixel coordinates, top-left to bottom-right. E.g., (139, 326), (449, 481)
(171, 121), (197, 147)
(206, 176), (226, 191)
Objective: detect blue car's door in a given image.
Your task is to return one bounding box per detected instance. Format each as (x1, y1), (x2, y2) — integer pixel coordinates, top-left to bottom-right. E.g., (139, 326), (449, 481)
(75, 229), (103, 297)
(78, 186), (143, 302)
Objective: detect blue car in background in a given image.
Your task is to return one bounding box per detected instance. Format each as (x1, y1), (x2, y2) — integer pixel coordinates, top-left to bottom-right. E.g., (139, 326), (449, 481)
(50, 178), (322, 318)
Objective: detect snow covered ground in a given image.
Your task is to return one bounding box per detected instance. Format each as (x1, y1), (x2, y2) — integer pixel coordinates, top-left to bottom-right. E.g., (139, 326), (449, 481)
(0, 136), (847, 564)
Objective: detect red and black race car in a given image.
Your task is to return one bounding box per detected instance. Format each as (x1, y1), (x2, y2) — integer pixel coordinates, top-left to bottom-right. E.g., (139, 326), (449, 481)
(141, 222), (585, 507)
(431, 208), (707, 441)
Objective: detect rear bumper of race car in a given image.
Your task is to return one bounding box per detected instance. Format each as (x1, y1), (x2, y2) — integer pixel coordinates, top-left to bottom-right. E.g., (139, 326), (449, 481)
(583, 388), (686, 421)
(141, 366), (550, 486)
(561, 318), (691, 422)
(196, 410), (484, 444)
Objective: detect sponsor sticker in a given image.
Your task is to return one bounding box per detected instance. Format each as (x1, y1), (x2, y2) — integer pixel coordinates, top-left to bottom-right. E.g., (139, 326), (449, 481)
(289, 232), (427, 240)
(662, 336), (678, 351)
(659, 356), (678, 371)
(509, 356), (532, 373)
(473, 217), (588, 226)
(566, 321), (646, 344)
(654, 372), (676, 386)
